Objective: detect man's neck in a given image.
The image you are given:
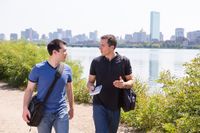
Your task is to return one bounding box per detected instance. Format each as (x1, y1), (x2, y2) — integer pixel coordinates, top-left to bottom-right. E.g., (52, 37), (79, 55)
(105, 52), (116, 61)
(48, 57), (60, 68)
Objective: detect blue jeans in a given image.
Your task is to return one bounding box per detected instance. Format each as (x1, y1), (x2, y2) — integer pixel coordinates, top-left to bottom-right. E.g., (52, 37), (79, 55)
(37, 112), (69, 133)
(93, 104), (120, 133)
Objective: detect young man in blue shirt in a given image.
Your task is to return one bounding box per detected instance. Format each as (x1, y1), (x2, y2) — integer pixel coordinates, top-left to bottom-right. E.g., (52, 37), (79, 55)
(87, 34), (134, 133)
(22, 39), (74, 133)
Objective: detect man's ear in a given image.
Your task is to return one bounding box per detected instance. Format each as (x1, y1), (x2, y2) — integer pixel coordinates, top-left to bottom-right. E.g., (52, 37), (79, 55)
(52, 49), (58, 55)
(111, 45), (115, 50)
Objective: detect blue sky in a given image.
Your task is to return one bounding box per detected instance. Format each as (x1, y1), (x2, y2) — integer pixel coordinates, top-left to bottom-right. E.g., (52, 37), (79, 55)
(0, 0), (200, 40)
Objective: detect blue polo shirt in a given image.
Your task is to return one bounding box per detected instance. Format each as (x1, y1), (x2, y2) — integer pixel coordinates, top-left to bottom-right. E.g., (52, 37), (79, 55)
(28, 61), (72, 116)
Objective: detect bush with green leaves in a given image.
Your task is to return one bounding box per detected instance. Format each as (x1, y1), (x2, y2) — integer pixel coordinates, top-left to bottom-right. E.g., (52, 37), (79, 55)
(0, 41), (48, 87)
(67, 59), (91, 103)
(0, 41), (91, 103)
(157, 54), (200, 132)
(121, 54), (200, 132)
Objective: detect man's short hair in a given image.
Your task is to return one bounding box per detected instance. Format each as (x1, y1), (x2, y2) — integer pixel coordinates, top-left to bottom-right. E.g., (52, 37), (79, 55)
(101, 34), (117, 49)
(47, 39), (67, 55)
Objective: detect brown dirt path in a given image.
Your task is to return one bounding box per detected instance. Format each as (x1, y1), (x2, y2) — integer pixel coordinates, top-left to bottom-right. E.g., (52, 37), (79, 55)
(0, 82), (132, 133)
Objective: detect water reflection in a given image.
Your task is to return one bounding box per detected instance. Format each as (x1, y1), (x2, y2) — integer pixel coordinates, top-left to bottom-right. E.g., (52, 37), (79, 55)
(149, 52), (159, 88)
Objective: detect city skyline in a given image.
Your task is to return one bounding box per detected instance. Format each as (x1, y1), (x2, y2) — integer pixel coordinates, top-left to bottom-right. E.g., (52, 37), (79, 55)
(0, 0), (200, 40)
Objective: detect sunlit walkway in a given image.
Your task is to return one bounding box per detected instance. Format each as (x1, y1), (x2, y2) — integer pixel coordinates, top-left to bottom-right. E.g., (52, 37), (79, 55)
(0, 82), (94, 133)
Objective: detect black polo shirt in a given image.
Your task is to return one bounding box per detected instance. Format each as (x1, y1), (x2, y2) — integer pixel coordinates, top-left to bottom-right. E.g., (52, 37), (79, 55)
(90, 53), (132, 110)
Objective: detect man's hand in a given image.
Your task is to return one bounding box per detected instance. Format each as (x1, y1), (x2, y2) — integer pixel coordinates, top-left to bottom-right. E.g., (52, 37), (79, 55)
(68, 108), (74, 120)
(88, 85), (95, 92)
(87, 75), (96, 92)
(22, 81), (35, 123)
(113, 76), (125, 89)
(22, 107), (31, 123)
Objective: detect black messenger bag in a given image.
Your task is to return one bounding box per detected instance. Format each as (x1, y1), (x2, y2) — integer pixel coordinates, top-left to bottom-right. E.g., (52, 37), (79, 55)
(120, 88), (136, 112)
(27, 95), (44, 126)
(119, 56), (137, 112)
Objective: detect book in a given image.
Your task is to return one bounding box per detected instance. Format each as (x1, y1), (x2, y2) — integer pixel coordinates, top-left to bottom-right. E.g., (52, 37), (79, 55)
(89, 85), (102, 96)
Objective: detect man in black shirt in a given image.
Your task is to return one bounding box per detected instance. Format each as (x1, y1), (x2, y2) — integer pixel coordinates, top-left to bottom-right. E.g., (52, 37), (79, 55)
(87, 34), (134, 133)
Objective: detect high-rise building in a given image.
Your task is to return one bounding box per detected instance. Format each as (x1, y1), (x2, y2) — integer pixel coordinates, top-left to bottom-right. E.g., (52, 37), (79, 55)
(41, 34), (48, 42)
(175, 28), (185, 43)
(187, 30), (200, 42)
(175, 28), (184, 38)
(65, 30), (72, 39)
(89, 30), (98, 41)
(132, 29), (147, 43)
(150, 11), (160, 42)
(63, 30), (72, 43)
(124, 34), (133, 42)
(160, 32), (163, 41)
(0, 33), (5, 40)
(10, 33), (18, 40)
(72, 34), (88, 43)
(21, 28), (39, 41)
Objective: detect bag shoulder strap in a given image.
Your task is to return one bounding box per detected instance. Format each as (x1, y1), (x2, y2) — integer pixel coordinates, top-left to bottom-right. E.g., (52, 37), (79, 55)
(120, 55), (127, 82)
(43, 63), (64, 103)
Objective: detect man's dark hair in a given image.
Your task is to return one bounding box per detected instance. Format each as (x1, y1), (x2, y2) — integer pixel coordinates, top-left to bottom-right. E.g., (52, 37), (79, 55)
(47, 39), (67, 55)
(101, 34), (117, 49)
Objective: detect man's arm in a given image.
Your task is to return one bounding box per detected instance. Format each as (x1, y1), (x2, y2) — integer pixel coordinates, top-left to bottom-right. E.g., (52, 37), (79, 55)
(22, 81), (36, 123)
(113, 74), (134, 89)
(66, 82), (74, 119)
(87, 75), (96, 91)
(123, 74), (134, 88)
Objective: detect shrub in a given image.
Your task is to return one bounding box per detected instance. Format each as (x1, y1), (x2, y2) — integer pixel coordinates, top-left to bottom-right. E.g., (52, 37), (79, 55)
(157, 54), (200, 132)
(0, 41), (48, 87)
(66, 59), (91, 103)
(121, 54), (200, 132)
(0, 41), (91, 103)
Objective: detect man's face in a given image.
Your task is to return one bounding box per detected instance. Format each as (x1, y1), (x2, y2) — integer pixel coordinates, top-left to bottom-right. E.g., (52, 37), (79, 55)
(57, 43), (67, 62)
(99, 39), (114, 56)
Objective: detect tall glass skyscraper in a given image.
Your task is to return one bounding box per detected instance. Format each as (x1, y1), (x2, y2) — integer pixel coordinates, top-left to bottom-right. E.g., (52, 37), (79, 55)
(150, 11), (160, 41)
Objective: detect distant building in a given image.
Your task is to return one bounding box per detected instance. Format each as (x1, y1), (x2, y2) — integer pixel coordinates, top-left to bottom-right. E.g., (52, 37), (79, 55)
(48, 29), (72, 43)
(65, 30), (72, 38)
(132, 29), (147, 43)
(72, 34), (88, 43)
(10, 33), (18, 40)
(40, 34), (48, 42)
(48, 32), (60, 41)
(175, 28), (185, 43)
(160, 32), (163, 41)
(56, 29), (64, 39)
(62, 30), (72, 43)
(170, 35), (176, 41)
(0, 33), (5, 40)
(175, 28), (184, 38)
(124, 34), (133, 42)
(187, 30), (200, 43)
(21, 28), (39, 41)
(150, 11), (160, 42)
(146, 34), (150, 42)
(89, 30), (98, 41)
